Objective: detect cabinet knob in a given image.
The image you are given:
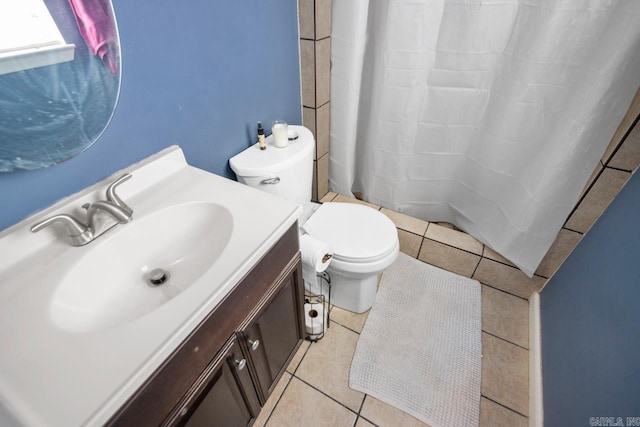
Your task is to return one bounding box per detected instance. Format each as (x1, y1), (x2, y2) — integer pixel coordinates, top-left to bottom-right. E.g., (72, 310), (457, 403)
(248, 339), (260, 351)
(234, 358), (247, 370)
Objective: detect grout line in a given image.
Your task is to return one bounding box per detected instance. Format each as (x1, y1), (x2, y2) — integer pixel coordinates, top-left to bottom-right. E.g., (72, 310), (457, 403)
(357, 413), (382, 426)
(481, 282), (530, 303)
(292, 375), (361, 417)
(320, 192), (338, 203)
(287, 340), (313, 376)
(564, 164), (606, 223)
(353, 398), (372, 426)
(421, 236), (484, 257)
(423, 221), (431, 237)
(359, 415), (381, 427)
(470, 255), (482, 277)
(478, 257), (548, 287)
(261, 373), (294, 426)
(480, 254), (516, 269)
(482, 330), (530, 351)
(312, 29), (317, 110)
(329, 318), (362, 335)
(604, 164), (634, 173)
(602, 113), (640, 166)
(397, 228), (424, 240)
(313, 107), (319, 160)
(357, 395), (367, 416)
(479, 247), (521, 270)
(416, 234), (425, 260)
(562, 225), (583, 234)
(481, 394), (530, 419)
(330, 319), (362, 335)
(534, 272), (549, 280)
(561, 226), (583, 236)
(479, 282), (530, 302)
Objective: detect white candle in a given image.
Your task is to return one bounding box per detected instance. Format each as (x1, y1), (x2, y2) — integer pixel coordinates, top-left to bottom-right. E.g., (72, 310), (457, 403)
(272, 121), (288, 148)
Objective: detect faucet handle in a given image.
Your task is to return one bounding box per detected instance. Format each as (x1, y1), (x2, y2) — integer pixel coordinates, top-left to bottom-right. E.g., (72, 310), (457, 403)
(31, 214), (93, 246)
(106, 173), (133, 215)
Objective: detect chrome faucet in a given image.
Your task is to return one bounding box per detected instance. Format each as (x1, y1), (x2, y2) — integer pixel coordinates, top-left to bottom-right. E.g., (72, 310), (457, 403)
(31, 174), (134, 246)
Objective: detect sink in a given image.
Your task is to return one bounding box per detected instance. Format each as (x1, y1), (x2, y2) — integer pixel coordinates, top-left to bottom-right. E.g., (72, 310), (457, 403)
(0, 146), (302, 427)
(50, 202), (233, 333)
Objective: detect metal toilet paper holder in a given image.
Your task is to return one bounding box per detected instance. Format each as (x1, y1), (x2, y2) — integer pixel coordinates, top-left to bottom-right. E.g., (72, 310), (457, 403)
(304, 271), (331, 342)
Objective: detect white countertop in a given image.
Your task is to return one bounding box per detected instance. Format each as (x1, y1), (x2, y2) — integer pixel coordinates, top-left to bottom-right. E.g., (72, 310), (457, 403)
(0, 147), (301, 426)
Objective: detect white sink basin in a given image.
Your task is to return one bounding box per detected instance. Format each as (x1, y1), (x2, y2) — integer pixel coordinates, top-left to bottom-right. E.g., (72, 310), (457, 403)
(0, 146), (302, 427)
(50, 203), (233, 333)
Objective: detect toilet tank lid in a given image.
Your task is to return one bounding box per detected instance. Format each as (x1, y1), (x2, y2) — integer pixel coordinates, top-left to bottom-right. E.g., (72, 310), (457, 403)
(229, 125), (315, 177)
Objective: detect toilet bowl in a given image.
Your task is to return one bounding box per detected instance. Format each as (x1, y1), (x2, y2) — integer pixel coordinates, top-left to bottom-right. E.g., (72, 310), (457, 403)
(303, 202), (398, 313)
(229, 125), (399, 313)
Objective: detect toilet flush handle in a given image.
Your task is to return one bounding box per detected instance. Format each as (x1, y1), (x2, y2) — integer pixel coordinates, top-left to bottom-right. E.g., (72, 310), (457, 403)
(261, 177), (280, 185)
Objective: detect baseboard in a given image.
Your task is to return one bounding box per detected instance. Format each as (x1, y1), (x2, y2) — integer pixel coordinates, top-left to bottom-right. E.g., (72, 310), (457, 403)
(529, 292), (543, 427)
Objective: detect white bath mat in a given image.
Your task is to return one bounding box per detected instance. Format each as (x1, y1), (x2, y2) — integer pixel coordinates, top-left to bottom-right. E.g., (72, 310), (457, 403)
(349, 253), (481, 427)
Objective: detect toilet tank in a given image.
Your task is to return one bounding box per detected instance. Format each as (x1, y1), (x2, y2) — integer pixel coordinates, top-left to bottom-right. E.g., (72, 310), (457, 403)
(229, 125), (314, 206)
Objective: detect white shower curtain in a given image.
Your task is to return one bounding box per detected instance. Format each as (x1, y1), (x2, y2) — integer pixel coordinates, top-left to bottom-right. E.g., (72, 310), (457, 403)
(330, 0), (640, 276)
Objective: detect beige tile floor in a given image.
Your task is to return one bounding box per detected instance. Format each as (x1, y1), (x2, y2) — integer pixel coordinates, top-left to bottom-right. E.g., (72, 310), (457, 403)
(254, 195), (530, 427)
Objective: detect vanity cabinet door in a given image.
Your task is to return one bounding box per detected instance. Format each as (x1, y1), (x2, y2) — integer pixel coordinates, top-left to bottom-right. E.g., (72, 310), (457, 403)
(240, 266), (304, 402)
(167, 337), (260, 427)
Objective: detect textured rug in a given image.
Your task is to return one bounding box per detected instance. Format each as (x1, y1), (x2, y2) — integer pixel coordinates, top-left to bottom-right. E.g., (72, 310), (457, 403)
(349, 253), (482, 427)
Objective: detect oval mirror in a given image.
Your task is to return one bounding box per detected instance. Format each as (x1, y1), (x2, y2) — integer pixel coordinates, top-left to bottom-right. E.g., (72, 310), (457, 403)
(0, 0), (120, 172)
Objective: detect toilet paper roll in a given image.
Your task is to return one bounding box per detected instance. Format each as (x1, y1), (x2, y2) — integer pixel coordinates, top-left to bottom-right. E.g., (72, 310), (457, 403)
(304, 302), (326, 338)
(300, 234), (332, 273)
(302, 263), (320, 293)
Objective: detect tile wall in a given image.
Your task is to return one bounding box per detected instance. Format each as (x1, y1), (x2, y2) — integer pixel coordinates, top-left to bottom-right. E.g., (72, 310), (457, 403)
(546, 87), (640, 284)
(564, 88), (640, 228)
(298, 0), (331, 201)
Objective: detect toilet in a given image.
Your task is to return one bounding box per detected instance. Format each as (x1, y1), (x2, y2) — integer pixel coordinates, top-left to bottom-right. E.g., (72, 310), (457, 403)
(229, 125), (398, 313)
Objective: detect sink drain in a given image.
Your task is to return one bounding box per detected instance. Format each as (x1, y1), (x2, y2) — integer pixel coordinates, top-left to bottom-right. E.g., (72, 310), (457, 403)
(147, 268), (169, 286)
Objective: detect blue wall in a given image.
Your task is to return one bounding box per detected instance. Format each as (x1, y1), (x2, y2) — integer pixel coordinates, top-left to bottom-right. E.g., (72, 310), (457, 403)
(541, 170), (640, 425)
(0, 0), (301, 231)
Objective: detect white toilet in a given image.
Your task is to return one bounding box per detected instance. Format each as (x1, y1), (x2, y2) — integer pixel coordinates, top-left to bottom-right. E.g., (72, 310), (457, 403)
(229, 125), (399, 313)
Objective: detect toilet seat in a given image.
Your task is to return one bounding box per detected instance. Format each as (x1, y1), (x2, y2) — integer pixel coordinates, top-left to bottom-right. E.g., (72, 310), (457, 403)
(303, 202), (398, 265)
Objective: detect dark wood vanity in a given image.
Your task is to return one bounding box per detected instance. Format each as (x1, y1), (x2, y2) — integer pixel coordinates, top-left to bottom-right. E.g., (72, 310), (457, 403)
(107, 224), (304, 426)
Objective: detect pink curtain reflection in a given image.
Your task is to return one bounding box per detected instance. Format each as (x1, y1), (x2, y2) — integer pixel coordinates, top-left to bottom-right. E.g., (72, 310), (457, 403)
(67, 0), (118, 74)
